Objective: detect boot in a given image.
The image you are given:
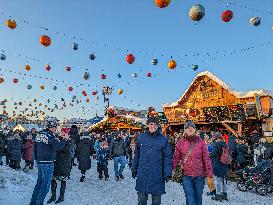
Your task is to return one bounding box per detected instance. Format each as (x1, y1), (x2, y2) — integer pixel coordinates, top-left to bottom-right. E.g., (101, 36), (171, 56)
(115, 176), (119, 181)
(211, 194), (223, 202)
(207, 189), (216, 196)
(80, 175), (85, 182)
(55, 181), (66, 203)
(23, 165), (30, 172)
(222, 193), (228, 201)
(47, 180), (57, 203)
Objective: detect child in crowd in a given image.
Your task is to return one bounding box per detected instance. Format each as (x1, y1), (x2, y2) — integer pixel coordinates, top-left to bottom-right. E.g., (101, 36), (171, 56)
(22, 135), (35, 172)
(96, 140), (109, 180)
(7, 133), (23, 170)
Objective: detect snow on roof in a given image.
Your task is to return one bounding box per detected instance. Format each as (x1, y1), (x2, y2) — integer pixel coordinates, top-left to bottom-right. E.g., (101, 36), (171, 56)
(162, 71), (273, 108)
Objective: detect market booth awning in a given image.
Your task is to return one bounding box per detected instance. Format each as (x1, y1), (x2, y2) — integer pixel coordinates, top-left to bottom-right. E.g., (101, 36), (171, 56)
(88, 115), (145, 131)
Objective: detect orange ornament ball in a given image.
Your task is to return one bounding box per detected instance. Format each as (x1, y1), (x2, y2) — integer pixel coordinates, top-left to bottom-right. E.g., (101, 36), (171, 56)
(40, 35), (51, 47)
(6, 19), (17, 29)
(25, 64), (31, 71)
(168, 59), (177, 69)
(155, 0), (170, 8)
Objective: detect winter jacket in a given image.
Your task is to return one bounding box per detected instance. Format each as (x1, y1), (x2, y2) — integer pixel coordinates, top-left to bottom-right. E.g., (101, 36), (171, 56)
(22, 139), (34, 161)
(77, 136), (93, 171)
(172, 136), (213, 178)
(236, 143), (248, 163)
(0, 133), (6, 155)
(96, 148), (109, 166)
(207, 144), (214, 154)
(69, 127), (79, 144)
(130, 141), (137, 159)
(7, 136), (23, 161)
(265, 143), (273, 160)
(228, 134), (237, 154)
(54, 139), (73, 177)
(210, 141), (228, 177)
(109, 138), (128, 158)
(35, 129), (66, 163)
(131, 130), (172, 195)
(251, 133), (261, 145)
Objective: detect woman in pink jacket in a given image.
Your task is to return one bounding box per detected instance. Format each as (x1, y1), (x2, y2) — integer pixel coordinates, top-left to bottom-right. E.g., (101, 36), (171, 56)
(172, 121), (213, 205)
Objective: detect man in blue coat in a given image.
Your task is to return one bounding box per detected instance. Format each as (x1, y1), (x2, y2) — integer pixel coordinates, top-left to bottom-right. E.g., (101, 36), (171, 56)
(30, 120), (68, 205)
(131, 117), (172, 205)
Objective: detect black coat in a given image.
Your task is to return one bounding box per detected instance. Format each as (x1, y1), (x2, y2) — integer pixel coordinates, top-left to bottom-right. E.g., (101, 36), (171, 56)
(109, 138), (128, 158)
(265, 143), (273, 160)
(236, 144), (248, 163)
(77, 136), (93, 171)
(69, 127), (79, 145)
(0, 134), (6, 155)
(7, 137), (23, 161)
(210, 141), (228, 177)
(54, 140), (73, 177)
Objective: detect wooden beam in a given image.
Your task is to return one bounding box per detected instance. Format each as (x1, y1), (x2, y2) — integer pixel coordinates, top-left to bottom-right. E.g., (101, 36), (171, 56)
(221, 122), (239, 138)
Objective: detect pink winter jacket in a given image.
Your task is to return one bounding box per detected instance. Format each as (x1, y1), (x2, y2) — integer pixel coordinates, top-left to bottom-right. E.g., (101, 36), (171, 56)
(172, 137), (213, 178)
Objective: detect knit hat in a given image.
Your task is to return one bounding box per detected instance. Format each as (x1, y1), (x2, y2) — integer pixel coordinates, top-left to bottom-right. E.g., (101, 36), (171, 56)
(184, 121), (196, 129)
(146, 117), (159, 125)
(212, 132), (223, 140)
(46, 120), (58, 128)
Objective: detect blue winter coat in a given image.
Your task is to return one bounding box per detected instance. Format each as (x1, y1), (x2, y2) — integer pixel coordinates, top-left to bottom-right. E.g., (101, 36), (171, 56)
(96, 148), (109, 166)
(228, 134), (237, 154)
(131, 130), (172, 195)
(210, 141), (228, 177)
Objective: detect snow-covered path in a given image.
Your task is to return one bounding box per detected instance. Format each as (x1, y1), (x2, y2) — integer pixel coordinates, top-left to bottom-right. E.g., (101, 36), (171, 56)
(0, 160), (272, 205)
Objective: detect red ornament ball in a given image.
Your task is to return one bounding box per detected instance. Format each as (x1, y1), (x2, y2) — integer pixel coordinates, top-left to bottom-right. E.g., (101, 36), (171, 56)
(126, 54), (135, 64)
(221, 10), (233, 22)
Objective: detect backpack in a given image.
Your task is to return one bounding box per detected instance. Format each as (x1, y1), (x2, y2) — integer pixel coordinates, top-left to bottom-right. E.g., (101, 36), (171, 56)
(220, 146), (232, 164)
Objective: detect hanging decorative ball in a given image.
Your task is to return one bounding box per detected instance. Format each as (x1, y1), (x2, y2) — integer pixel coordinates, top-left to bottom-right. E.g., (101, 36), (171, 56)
(13, 78), (18, 83)
(117, 73), (121, 78)
(154, 0), (170, 8)
(14, 107), (17, 110)
(192, 65), (199, 71)
(72, 95), (77, 99)
(89, 53), (96, 60)
(151, 58), (158, 65)
(0, 78), (4, 83)
(132, 73), (137, 78)
(68, 86), (73, 91)
(189, 4), (205, 21)
(92, 91), (97, 95)
(126, 54), (135, 64)
(86, 98), (90, 103)
(19, 102), (22, 105)
(53, 85), (57, 90)
(83, 72), (90, 80)
(33, 99), (37, 102)
(72, 43), (78, 50)
(0, 54), (6, 60)
(117, 89), (123, 95)
(147, 72), (152, 77)
(82, 91), (87, 96)
(66, 66), (71, 72)
(168, 59), (177, 69)
(95, 96), (99, 100)
(250, 17), (261, 26)
(3, 106), (6, 109)
(6, 19), (17, 29)
(61, 98), (65, 101)
(27, 85), (32, 89)
(100, 74), (107, 79)
(47, 99), (50, 103)
(25, 64), (31, 71)
(45, 64), (51, 71)
(40, 85), (45, 90)
(221, 10), (233, 22)
(40, 35), (51, 47)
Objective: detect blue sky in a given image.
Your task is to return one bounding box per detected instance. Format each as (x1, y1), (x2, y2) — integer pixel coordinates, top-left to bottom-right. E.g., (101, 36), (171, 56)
(0, 0), (273, 120)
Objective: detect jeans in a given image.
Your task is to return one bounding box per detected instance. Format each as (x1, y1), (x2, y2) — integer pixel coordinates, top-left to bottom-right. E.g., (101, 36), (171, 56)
(215, 176), (227, 195)
(113, 156), (126, 177)
(182, 176), (205, 205)
(0, 155), (3, 164)
(30, 163), (54, 205)
(137, 192), (161, 205)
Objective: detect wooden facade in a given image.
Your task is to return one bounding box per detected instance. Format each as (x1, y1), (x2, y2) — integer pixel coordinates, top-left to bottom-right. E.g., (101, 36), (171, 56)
(163, 71), (273, 136)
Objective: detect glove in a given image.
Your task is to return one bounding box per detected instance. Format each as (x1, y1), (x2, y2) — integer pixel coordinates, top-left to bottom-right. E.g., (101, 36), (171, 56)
(165, 176), (172, 183)
(132, 171), (137, 179)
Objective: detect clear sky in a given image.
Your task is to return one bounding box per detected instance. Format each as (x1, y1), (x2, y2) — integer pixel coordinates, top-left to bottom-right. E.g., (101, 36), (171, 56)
(0, 0), (273, 120)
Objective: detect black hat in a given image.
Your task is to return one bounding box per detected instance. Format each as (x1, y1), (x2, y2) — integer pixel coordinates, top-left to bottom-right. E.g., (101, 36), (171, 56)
(184, 121), (196, 129)
(146, 117), (159, 125)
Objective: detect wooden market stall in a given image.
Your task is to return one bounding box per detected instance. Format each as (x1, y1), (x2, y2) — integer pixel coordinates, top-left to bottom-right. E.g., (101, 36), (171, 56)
(162, 71), (273, 137)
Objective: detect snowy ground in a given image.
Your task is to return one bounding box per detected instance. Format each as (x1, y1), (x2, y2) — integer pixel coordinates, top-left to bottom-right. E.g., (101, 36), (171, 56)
(0, 159), (272, 205)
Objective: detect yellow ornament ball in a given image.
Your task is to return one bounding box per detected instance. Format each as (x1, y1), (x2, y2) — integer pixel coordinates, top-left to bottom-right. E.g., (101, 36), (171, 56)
(25, 64), (31, 71)
(168, 59), (177, 69)
(117, 89), (123, 95)
(40, 85), (45, 90)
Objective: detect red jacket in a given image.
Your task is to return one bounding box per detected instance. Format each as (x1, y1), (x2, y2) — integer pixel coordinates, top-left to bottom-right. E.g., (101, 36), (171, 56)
(22, 139), (34, 161)
(172, 136), (213, 178)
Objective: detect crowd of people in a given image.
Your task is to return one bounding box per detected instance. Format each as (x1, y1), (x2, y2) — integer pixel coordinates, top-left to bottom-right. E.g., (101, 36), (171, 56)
(0, 118), (273, 205)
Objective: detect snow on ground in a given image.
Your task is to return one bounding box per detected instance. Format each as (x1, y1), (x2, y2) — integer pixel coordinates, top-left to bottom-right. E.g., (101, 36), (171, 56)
(0, 160), (272, 205)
